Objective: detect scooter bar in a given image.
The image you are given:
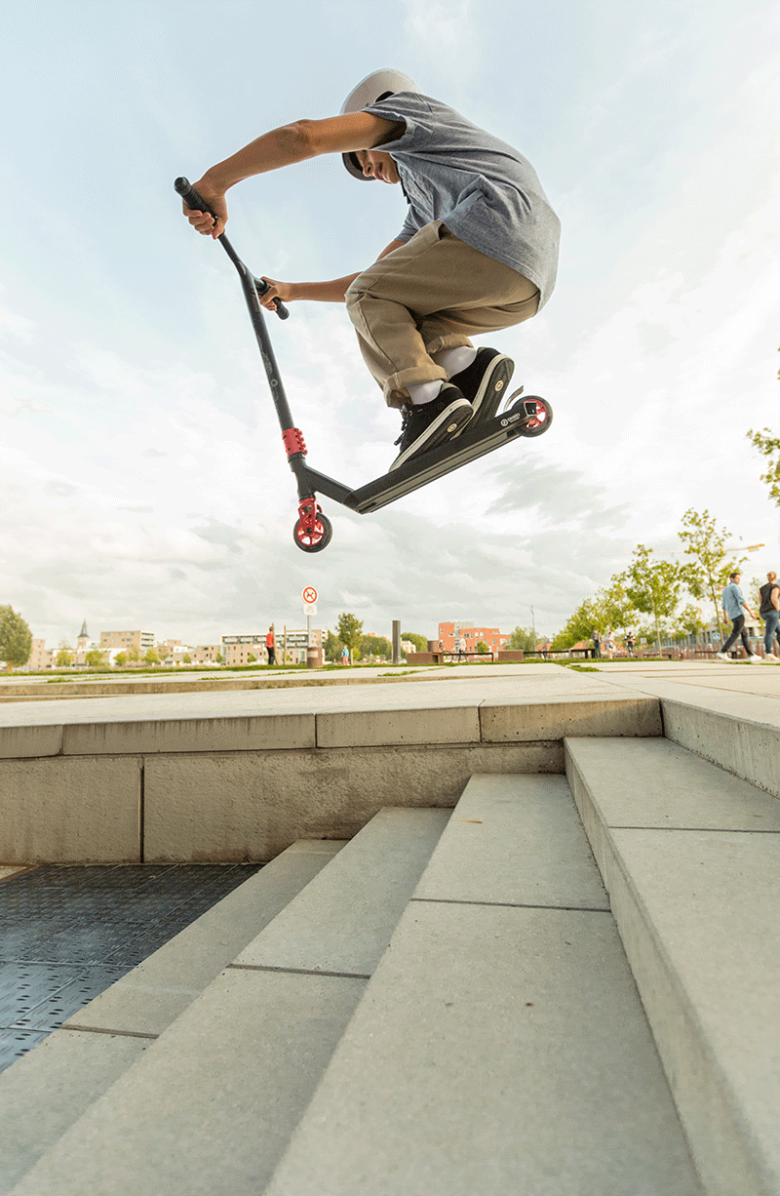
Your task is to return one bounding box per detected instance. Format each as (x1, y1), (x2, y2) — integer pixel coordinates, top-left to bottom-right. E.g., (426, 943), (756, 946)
(175, 177), (289, 320)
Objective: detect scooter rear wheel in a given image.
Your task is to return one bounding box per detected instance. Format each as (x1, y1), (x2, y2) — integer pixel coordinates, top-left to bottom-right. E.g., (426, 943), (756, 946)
(518, 396), (553, 437)
(293, 511), (333, 553)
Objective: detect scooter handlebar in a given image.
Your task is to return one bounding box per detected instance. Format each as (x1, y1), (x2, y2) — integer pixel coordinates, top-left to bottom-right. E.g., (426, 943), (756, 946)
(175, 177), (290, 320)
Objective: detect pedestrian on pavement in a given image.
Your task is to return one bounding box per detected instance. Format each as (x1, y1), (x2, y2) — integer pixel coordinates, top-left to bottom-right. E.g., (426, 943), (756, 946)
(265, 626), (276, 666)
(625, 631), (635, 658)
(458, 635), (467, 660)
(717, 572), (763, 663)
(591, 629), (601, 660)
(759, 571), (780, 661)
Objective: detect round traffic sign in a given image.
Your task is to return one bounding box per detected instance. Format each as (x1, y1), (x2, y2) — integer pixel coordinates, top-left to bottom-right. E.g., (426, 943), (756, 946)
(302, 586), (318, 604)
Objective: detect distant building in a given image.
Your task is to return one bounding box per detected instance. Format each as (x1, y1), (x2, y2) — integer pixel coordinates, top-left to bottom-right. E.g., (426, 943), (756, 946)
(99, 630), (156, 655)
(193, 644), (222, 663)
(28, 639), (54, 669)
(222, 629), (323, 666)
(437, 621), (511, 653)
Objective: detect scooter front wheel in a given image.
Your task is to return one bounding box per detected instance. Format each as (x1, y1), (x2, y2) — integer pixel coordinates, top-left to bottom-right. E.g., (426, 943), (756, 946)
(293, 510), (333, 553)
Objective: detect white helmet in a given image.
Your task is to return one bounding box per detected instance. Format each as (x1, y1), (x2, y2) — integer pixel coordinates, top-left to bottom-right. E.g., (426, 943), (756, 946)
(340, 69), (420, 180)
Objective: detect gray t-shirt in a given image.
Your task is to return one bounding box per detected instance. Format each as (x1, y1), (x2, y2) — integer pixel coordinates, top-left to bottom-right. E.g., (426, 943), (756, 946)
(363, 92), (560, 309)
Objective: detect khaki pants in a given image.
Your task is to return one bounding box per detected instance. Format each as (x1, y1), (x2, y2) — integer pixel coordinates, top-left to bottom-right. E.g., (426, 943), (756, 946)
(345, 220), (540, 408)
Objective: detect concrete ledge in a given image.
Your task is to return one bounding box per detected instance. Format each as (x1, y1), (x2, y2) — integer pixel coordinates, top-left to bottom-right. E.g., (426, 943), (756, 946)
(0, 724), (63, 760)
(480, 695), (662, 742)
(315, 705), (481, 748)
(61, 712), (316, 757)
(566, 737), (780, 1196)
(661, 697), (780, 798)
(142, 742), (559, 862)
(0, 756), (142, 864)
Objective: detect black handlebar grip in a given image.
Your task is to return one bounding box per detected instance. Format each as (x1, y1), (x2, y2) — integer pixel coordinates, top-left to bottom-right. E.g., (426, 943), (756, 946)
(254, 277), (290, 321)
(175, 176), (211, 213)
(175, 177), (289, 320)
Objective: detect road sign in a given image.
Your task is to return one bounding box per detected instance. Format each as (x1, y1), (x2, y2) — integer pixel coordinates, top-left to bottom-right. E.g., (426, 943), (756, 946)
(303, 603), (317, 615)
(302, 586), (318, 605)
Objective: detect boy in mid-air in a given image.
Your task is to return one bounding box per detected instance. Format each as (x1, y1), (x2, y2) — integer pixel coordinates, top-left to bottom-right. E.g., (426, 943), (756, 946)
(183, 70), (560, 471)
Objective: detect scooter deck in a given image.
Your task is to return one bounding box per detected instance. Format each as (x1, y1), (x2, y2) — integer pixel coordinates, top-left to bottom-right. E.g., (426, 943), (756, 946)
(304, 398), (545, 515)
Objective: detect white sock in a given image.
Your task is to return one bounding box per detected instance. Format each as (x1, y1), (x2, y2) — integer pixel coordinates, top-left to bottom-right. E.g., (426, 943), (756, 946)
(407, 379), (443, 406)
(431, 346), (477, 376)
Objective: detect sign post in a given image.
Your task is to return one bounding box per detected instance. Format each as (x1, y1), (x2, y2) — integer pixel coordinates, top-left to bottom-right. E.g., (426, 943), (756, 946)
(302, 586), (319, 666)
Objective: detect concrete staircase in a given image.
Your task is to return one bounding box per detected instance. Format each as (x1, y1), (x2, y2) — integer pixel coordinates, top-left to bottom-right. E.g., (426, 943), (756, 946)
(1, 676), (779, 1194)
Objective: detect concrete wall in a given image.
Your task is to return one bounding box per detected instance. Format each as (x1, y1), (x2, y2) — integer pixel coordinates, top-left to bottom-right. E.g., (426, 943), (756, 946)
(0, 696), (661, 864)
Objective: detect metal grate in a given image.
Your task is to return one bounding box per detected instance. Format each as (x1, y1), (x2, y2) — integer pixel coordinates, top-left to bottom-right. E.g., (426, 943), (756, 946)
(0, 863), (261, 1072)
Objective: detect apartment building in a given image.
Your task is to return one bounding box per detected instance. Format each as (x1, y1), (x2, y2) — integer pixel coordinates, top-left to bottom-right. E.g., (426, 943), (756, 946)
(222, 628), (323, 666)
(99, 630), (156, 654)
(437, 621), (511, 653)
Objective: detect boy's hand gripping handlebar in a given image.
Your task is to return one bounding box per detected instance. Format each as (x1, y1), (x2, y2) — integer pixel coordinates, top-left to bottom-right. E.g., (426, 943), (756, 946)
(175, 177), (290, 320)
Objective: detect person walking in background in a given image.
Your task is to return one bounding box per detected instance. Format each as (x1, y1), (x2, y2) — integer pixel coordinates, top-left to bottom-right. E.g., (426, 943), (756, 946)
(591, 629), (601, 660)
(759, 571), (780, 661)
(717, 572), (763, 663)
(458, 635), (467, 660)
(341, 644), (351, 666)
(625, 631), (635, 658)
(265, 626), (276, 666)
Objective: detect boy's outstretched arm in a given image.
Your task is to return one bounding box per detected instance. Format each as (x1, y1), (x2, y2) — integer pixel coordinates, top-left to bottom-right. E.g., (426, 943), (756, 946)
(256, 240), (406, 309)
(183, 112), (404, 237)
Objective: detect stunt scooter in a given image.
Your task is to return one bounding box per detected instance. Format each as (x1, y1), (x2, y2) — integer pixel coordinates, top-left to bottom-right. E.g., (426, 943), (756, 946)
(175, 178), (553, 553)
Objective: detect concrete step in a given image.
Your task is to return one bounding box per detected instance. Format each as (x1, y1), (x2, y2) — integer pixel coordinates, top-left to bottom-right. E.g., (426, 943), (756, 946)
(264, 774), (703, 1196)
(0, 839), (344, 1194)
(659, 688), (780, 798)
(7, 807), (449, 1196)
(565, 736), (780, 1196)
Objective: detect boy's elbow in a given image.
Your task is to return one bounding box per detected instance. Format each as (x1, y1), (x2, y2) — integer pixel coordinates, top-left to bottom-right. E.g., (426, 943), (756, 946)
(277, 120), (318, 161)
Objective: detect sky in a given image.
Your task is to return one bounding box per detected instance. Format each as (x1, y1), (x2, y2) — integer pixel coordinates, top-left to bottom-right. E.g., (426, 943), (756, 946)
(1, 0), (778, 649)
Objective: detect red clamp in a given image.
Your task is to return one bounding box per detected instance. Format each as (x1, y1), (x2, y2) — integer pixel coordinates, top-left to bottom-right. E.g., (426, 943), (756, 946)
(282, 427), (307, 457)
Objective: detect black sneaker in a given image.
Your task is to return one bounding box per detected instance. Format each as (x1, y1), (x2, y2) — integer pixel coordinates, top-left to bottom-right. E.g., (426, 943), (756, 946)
(449, 347), (515, 426)
(390, 384), (473, 471)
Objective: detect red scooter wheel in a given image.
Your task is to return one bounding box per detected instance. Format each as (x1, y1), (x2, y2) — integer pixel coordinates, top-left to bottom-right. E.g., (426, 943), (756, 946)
(293, 510), (333, 552)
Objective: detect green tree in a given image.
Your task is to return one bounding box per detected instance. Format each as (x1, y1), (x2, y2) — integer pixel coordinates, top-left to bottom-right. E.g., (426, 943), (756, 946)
(550, 599), (602, 650)
(127, 645), (142, 665)
(85, 649), (105, 667)
(746, 426), (780, 510)
(144, 648), (160, 666)
(672, 603), (707, 643)
(506, 625), (536, 651)
(622, 545), (682, 655)
(360, 634), (392, 661)
(401, 631), (428, 653)
(336, 613), (363, 661)
(114, 651), (127, 667)
(677, 508), (746, 640)
(183, 653), (192, 664)
(324, 630), (343, 663)
(56, 641), (74, 667)
(247, 653), (257, 663)
(476, 640), (490, 654)
(599, 577), (633, 636)
(0, 605), (33, 672)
